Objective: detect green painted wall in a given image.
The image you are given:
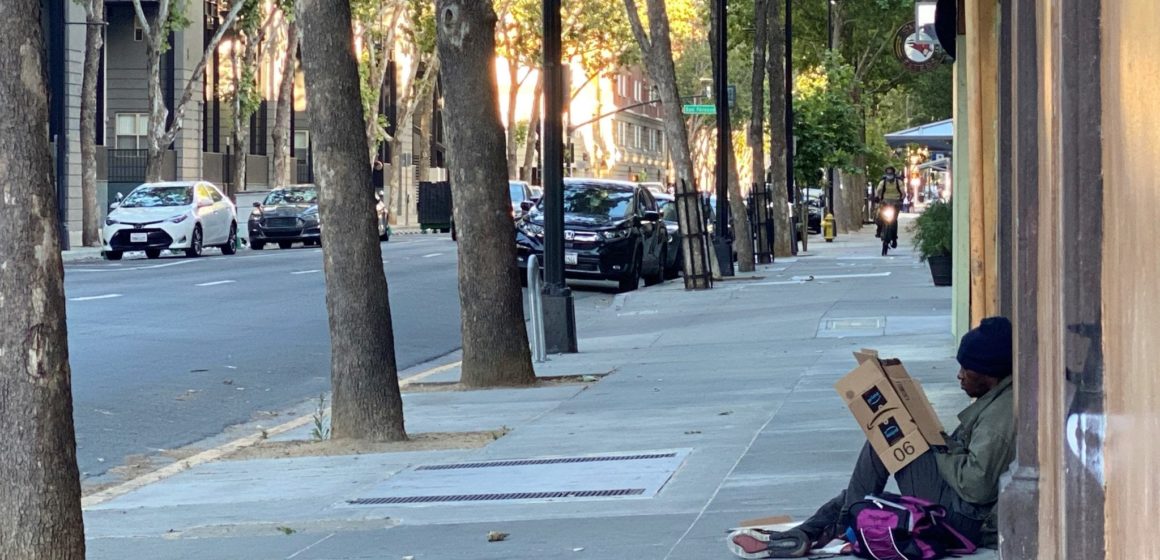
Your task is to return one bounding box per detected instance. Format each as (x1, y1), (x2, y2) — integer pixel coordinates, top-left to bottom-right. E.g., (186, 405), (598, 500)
(952, 35), (971, 341)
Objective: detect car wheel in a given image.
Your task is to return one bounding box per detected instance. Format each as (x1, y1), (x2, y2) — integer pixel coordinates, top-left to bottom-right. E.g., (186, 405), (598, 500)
(644, 245), (665, 287)
(618, 250), (642, 293)
(104, 250), (123, 261)
(221, 223), (238, 255)
(279, 241), (294, 249)
(184, 225), (203, 258)
(251, 241), (265, 250)
(145, 248), (162, 259)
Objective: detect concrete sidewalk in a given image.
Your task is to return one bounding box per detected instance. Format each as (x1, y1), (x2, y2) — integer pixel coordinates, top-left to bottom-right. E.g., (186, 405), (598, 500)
(83, 225), (996, 560)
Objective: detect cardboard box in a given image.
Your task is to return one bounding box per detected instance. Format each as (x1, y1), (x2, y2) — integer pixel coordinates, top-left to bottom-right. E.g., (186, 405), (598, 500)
(835, 350), (946, 473)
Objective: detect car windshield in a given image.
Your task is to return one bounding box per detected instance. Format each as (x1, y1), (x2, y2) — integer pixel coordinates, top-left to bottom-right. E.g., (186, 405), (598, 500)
(265, 187), (318, 205)
(658, 200), (679, 222)
(560, 184), (634, 219)
(120, 186), (193, 208)
(509, 184), (527, 203)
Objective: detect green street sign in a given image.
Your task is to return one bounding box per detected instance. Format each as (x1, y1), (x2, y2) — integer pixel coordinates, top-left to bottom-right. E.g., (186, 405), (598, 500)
(682, 104), (716, 115)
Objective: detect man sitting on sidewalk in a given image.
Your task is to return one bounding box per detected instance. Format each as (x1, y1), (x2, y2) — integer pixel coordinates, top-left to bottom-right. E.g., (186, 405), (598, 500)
(729, 317), (1015, 559)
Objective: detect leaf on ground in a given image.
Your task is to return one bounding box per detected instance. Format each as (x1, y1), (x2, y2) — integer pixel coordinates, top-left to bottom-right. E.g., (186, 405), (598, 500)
(275, 526), (296, 535)
(487, 531), (509, 542)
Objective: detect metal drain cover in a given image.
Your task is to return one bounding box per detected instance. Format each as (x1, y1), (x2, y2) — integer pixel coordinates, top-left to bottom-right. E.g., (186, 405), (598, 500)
(347, 449), (690, 506)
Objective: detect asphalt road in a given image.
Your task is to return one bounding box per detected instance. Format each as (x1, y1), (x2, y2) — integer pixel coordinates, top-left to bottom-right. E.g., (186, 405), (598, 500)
(65, 235), (469, 480)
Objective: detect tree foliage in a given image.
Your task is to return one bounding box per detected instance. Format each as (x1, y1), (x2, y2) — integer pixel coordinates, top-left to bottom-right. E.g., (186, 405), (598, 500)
(792, 56), (863, 187)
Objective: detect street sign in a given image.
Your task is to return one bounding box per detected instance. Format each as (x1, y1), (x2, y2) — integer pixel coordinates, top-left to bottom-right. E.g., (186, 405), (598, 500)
(727, 85), (736, 108)
(683, 104), (716, 115)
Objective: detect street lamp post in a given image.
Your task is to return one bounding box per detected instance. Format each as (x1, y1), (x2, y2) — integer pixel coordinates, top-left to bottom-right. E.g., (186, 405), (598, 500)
(786, 0), (796, 254)
(713, 0), (734, 276)
(540, 0), (578, 354)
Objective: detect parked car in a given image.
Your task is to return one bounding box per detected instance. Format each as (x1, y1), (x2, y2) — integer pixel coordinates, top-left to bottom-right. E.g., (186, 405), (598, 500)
(641, 181), (668, 195)
(654, 193), (683, 279)
(102, 181), (237, 260)
(510, 180), (534, 219)
(801, 187), (825, 233)
(529, 184), (543, 201)
(249, 184), (390, 250)
(515, 178), (668, 292)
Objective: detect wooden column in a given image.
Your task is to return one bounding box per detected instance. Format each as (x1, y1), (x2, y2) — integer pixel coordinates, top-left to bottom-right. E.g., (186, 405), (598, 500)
(997, 0), (1041, 556)
(965, 0), (1000, 325)
(1102, 0), (1160, 556)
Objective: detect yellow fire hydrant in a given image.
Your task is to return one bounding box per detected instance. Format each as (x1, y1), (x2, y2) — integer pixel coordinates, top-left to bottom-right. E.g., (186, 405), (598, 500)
(823, 213), (836, 242)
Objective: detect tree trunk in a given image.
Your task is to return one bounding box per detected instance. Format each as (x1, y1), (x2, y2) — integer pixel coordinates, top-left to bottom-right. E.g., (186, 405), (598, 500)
(436, 0), (536, 387)
(144, 29), (167, 183)
(522, 74), (543, 183)
(748, 0), (770, 263)
(271, 19), (299, 188)
(625, 0), (711, 289)
(417, 85), (434, 182)
(766, 0), (792, 256)
(505, 59), (521, 178)
(0, 1), (87, 556)
(387, 136), (403, 224)
(80, 0), (105, 246)
(299, 0), (406, 441)
(727, 150), (755, 271)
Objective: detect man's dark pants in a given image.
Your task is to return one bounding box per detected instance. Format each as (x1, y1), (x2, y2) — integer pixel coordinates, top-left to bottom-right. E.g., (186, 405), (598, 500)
(798, 442), (984, 545)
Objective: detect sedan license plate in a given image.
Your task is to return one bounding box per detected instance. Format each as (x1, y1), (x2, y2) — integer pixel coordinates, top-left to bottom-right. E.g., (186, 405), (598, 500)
(564, 252), (579, 265)
(130, 232), (148, 243)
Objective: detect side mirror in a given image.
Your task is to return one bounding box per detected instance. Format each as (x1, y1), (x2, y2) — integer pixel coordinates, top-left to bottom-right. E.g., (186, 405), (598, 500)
(643, 210), (661, 222)
(520, 201), (534, 212)
(252, 201), (262, 208)
(115, 192), (125, 202)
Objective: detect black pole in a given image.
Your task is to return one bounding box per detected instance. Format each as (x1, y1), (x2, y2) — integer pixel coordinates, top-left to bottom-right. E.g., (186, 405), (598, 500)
(786, 0), (796, 253)
(713, 0), (734, 276)
(540, 0), (577, 353)
(825, 0), (836, 232)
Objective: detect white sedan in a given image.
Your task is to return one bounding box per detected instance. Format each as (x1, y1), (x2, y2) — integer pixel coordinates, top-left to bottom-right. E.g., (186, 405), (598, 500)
(102, 181), (238, 260)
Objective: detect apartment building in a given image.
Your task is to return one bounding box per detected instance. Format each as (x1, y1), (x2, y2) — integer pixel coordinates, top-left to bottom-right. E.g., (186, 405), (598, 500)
(43, 0), (442, 248)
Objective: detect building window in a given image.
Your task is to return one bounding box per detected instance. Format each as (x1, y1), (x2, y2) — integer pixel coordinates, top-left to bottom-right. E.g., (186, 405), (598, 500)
(633, 125), (642, 149)
(294, 131), (309, 159)
(616, 75), (626, 98)
(134, 18), (144, 42)
(115, 113), (149, 149)
(634, 80), (642, 102)
(648, 129), (658, 152)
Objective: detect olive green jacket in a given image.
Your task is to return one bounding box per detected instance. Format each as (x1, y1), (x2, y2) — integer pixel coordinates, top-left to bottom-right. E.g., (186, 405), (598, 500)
(935, 376), (1016, 506)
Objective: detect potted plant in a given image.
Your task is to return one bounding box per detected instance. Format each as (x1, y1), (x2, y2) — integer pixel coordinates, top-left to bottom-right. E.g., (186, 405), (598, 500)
(911, 200), (953, 286)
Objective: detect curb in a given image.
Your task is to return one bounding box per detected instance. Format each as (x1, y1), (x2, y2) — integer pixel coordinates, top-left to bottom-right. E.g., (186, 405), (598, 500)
(81, 360), (462, 509)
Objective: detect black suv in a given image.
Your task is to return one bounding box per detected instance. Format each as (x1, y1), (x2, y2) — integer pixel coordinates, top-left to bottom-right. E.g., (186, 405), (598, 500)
(516, 178), (668, 292)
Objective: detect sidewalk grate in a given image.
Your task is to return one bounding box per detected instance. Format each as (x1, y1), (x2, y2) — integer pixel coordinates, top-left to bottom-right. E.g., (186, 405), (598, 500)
(415, 452), (678, 471)
(348, 488), (645, 505)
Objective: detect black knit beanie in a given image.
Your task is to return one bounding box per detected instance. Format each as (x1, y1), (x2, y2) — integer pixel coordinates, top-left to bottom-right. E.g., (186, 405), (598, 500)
(956, 316), (1014, 379)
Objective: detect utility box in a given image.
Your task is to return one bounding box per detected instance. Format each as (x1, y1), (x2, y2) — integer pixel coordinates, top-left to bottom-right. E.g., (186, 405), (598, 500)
(834, 349), (947, 473)
(418, 181), (453, 232)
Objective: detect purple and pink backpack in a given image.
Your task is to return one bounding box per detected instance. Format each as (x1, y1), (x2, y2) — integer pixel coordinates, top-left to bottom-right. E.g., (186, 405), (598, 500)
(845, 494), (977, 560)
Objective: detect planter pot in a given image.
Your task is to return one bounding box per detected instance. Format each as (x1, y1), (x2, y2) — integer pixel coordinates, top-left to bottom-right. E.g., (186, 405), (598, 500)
(927, 254), (953, 286)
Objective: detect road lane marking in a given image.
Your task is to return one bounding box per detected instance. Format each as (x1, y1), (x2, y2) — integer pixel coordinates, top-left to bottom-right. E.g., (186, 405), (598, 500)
(69, 294), (122, 302)
(422, 252), (443, 258)
(195, 280), (236, 287)
(291, 270), (321, 275)
(80, 360), (463, 509)
(69, 260), (198, 273)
